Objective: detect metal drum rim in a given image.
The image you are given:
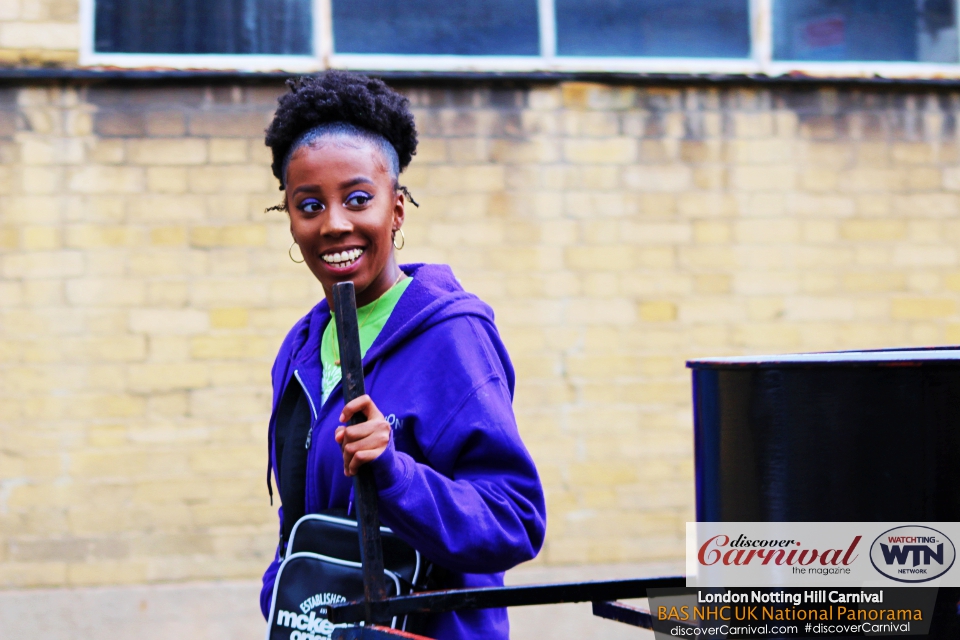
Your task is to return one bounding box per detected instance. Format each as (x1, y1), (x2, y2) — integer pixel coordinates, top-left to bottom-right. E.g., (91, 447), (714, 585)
(687, 345), (960, 369)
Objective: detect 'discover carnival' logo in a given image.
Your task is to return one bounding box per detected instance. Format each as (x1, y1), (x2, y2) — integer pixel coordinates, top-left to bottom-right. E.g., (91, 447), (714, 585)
(869, 525), (956, 583)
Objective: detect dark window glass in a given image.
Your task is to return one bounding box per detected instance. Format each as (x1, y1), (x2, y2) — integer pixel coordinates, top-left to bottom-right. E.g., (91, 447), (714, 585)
(333, 0), (539, 55)
(773, 0), (958, 62)
(555, 0), (751, 58)
(94, 0), (312, 55)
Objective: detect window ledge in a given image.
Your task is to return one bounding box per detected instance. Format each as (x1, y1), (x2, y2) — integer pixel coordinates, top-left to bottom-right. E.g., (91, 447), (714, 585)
(5, 66), (960, 89)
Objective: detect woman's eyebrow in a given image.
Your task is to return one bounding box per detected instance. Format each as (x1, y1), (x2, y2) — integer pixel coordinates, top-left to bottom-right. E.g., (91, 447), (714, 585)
(339, 176), (374, 189)
(291, 184), (321, 196)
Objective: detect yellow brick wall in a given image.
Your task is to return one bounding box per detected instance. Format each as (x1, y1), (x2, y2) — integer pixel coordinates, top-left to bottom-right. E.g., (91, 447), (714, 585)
(0, 0), (78, 66)
(3, 80), (960, 588)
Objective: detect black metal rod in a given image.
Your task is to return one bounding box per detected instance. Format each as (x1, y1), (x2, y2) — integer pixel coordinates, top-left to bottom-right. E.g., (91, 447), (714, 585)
(591, 600), (655, 629)
(332, 282), (388, 622)
(327, 576), (686, 624)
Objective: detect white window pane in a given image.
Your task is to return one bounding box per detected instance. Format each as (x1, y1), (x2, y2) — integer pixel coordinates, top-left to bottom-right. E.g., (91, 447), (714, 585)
(773, 0), (958, 62)
(555, 0), (751, 58)
(333, 0), (540, 55)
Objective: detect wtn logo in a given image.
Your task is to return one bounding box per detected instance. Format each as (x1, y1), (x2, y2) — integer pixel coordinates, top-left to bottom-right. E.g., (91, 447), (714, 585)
(870, 526), (956, 583)
(880, 542), (944, 566)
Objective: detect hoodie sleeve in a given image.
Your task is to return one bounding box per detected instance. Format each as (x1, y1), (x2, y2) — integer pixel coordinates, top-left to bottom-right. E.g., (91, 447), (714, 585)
(260, 515), (282, 619)
(368, 324), (547, 574)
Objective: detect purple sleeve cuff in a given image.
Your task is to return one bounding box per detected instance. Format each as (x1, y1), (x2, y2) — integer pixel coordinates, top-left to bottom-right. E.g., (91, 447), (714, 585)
(369, 441), (414, 494)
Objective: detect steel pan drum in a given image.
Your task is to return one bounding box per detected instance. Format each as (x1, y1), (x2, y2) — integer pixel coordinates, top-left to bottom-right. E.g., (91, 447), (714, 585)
(688, 348), (960, 636)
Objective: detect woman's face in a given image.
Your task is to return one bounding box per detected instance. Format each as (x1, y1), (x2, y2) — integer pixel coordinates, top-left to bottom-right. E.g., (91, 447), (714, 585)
(285, 136), (405, 308)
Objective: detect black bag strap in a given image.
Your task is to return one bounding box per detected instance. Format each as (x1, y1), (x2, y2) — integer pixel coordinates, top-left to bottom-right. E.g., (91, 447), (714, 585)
(274, 376), (313, 552)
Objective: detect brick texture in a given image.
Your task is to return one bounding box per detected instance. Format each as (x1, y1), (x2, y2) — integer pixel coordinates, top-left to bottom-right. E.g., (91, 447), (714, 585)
(3, 81), (960, 588)
(0, 0), (78, 65)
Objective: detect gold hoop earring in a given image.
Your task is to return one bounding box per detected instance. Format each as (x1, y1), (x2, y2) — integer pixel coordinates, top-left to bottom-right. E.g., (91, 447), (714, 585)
(288, 241), (304, 263)
(393, 228), (405, 250)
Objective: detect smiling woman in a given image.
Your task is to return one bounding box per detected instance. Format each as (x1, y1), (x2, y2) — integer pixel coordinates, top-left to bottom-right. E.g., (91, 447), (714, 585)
(259, 72), (547, 640)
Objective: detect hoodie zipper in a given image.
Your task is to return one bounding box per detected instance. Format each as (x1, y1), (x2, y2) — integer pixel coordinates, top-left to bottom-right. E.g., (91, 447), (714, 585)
(293, 369), (318, 450)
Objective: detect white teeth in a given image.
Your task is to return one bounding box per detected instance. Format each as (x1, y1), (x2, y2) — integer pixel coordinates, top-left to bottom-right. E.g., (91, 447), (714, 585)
(321, 248), (363, 266)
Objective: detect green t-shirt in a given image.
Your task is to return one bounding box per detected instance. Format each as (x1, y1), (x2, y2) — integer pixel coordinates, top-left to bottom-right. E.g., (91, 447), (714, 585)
(320, 276), (413, 405)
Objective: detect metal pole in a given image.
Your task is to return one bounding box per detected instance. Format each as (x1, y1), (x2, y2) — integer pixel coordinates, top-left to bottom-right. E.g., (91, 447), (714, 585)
(333, 281), (388, 623)
(327, 576), (688, 624)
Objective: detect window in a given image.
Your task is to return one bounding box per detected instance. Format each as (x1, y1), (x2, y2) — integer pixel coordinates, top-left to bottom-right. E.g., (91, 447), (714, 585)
(94, 0), (312, 55)
(773, 0), (958, 63)
(333, 0), (540, 56)
(79, 0), (960, 79)
(80, 0), (318, 71)
(555, 0), (751, 59)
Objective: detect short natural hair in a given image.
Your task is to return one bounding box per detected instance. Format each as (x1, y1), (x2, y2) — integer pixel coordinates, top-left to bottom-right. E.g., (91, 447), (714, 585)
(264, 71), (418, 190)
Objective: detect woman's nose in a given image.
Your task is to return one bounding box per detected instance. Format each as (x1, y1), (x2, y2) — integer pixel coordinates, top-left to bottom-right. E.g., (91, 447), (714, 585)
(322, 205), (352, 235)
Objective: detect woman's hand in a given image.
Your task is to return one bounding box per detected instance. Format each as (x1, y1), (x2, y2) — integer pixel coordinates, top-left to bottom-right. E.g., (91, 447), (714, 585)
(335, 394), (392, 477)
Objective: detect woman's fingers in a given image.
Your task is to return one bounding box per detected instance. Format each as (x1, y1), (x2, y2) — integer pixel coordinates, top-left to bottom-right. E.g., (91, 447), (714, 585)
(335, 395), (391, 476)
(342, 432), (390, 476)
(341, 427), (390, 458)
(343, 434), (390, 476)
(339, 421), (387, 448)
(347, 449), (383, 476)
(340, 394), (384, 424)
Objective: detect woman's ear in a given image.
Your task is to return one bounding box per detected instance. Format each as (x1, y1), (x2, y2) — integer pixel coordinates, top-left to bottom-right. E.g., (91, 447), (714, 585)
(393, 189), (406, 231)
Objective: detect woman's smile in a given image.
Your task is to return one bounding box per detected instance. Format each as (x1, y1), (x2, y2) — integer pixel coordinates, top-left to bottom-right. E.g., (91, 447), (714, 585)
(320, 248), (363, 275)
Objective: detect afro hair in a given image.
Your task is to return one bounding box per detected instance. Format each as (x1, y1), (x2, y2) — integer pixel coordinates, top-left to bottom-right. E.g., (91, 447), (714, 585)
(264, 71), (418, 190)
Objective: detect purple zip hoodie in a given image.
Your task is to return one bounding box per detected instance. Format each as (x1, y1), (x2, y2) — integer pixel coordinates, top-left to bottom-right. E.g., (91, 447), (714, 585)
(261, 263), (547, 639)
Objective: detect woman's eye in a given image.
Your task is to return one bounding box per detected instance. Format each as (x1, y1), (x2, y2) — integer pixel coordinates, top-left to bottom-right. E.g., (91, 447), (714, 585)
(299, 198), (323, 214)
(345, 192), (373, 207)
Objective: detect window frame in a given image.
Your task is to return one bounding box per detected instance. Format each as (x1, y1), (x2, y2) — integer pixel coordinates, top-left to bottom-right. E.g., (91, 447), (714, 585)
(78, 0), (324, 71)
(79, 0), (960, 80)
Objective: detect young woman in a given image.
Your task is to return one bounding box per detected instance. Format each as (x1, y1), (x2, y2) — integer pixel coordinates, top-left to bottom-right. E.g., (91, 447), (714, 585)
(260, 71), (546, 639)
